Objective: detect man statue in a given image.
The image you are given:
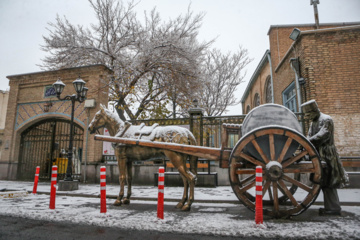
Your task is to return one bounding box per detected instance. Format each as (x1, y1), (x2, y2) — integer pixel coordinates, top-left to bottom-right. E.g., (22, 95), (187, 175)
(301, 100), (349, 215)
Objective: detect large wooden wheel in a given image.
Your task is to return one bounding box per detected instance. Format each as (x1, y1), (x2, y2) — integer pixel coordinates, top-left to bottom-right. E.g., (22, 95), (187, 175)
(229, 126), (322, 218)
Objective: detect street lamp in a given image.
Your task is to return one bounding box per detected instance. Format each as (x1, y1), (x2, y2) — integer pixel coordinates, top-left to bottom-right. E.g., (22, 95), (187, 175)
(53, 77), (88, 181)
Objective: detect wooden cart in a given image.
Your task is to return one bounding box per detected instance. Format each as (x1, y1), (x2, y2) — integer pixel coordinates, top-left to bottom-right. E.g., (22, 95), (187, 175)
(95, 104), (323, 218)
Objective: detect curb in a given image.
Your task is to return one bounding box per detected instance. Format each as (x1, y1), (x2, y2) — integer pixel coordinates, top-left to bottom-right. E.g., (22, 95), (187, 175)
(31, 191), (242, 204)
(5, 190), (356, 206)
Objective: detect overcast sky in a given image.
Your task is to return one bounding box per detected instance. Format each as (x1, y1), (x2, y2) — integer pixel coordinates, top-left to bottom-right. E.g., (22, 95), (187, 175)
(0, 0), (359, 114)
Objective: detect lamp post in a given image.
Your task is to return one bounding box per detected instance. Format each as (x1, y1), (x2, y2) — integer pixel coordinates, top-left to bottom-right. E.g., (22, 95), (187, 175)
(53, 77), (88, 181)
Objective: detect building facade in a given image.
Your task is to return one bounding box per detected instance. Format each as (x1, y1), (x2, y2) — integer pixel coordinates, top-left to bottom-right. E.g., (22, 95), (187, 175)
(0, 65), (111, 181)
(241, 22), (360, 157)
(0, 90), (9, 160)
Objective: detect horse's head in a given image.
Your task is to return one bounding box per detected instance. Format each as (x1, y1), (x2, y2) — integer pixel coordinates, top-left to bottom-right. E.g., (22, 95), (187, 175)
(88, 104), (124, 136)
(88, 105), (107, 134)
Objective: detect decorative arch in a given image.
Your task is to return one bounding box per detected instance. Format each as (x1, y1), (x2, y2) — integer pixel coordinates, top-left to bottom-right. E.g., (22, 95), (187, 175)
(264, 75), (272, 103)
(246, 105), (251, 114)
(15, 100), (86, 130)
(253, 93), (260, 107)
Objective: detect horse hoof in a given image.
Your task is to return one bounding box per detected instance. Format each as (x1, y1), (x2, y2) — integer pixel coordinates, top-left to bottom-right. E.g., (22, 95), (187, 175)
(181, 205), (191, 211)
(175, 202), (184, 209)
(123, 199), (130, 204)
(113, 200), (122, 206)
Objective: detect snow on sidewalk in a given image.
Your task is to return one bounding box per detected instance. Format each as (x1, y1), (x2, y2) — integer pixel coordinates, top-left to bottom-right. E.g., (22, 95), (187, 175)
(1, 180), (360, 203)
(1, 180), (360, 238)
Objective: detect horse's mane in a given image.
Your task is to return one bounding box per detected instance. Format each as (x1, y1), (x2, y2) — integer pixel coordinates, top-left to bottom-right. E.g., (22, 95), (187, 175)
(100, 104), (123, 125)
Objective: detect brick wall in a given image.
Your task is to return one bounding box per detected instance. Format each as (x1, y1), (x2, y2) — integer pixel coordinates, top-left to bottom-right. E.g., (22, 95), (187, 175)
(275, 27), (360, 156)
(242, 61), (271, 113)
(1, 65), (111, 179)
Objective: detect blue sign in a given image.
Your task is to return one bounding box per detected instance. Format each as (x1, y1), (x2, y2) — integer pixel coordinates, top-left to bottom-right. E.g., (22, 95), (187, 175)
(44, 85), (56, 98)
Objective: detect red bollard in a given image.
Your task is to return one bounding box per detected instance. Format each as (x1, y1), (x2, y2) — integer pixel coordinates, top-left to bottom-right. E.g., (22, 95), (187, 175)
(32, 166), (40, 194)
(100, 166), (107, 213)
(157, 167), (165, 219)
(255, 166), (263, 224)
(49, 165), (57, 209)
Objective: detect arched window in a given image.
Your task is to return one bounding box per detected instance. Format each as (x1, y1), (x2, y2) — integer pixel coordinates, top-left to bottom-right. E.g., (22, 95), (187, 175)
(254, 93), (260, 107)
(264, 76), (272, 103)
(246, 105), (250, 114)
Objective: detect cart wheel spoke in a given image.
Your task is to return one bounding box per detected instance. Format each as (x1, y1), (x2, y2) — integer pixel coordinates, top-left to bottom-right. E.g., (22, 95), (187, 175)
(278, 179), (299, 207)
(269, 134), (275, 161)
(262, 179), (271, 196)
(239, 179), (256, 193)
(283, 174), (312, 192)
(273, 182), (279, 213)
(282, 150), (308, 168)
(235, 169), (255, 175)
(251, 139), (269, 163)
(277, 137), (293, 163)
(239, 152), (266, 168)
(268, 183), (273, 201)
(240, 175), (256, 186)
(283, 163), (316, 174)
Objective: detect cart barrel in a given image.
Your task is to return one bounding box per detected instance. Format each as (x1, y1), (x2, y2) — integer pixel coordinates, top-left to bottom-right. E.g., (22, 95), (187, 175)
(94, 135), (231, 161)
(229, 103), (322, 218)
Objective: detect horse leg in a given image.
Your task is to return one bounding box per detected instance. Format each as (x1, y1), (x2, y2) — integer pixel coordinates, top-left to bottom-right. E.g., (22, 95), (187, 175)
(165, 151), (196, 211)
(187, 155), (198, 210)
(114, 149), (126, 206)
(123, 161), (132, 204)
(175, 174), (188, 209)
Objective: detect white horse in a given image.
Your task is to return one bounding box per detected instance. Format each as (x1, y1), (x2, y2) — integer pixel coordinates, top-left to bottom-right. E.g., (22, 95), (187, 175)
(88, 104), (198, 211)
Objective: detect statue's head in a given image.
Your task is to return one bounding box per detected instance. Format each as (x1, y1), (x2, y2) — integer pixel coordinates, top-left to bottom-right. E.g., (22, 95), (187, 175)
(88, 104), (124, 134)
(301, 100), (320, 120)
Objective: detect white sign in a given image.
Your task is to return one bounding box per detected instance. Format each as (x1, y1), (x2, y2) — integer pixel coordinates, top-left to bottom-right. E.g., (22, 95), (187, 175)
(102, 128), (115, 155)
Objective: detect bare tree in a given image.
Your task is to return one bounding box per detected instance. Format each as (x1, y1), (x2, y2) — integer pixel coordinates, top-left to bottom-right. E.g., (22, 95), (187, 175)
(198, 47), (252, 116)
(40, 0), (211, 120)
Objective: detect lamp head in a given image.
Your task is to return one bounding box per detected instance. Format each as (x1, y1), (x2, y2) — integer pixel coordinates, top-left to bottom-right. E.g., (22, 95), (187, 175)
(53, 78), (65, 96)
(73, 77), (86, 94)
(80, 87), (88, 99)
(289, 28), (301, 41)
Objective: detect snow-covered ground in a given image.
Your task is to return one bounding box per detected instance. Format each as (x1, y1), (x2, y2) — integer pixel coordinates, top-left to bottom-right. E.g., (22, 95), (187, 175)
(1, 180), (360, 239)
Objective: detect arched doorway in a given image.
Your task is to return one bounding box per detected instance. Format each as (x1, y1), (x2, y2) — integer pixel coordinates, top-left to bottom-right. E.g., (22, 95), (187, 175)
(18, 119), (84, 180)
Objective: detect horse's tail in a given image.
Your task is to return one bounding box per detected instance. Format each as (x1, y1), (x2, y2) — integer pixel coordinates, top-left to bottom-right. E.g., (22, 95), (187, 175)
(188, 134), (198, 176)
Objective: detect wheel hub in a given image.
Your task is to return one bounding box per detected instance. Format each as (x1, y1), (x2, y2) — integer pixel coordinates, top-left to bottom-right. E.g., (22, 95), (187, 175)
(266, 161), (283, 181)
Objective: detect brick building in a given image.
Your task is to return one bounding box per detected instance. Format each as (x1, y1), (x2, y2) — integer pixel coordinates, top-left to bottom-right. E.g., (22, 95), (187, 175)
(0, 90), (9, 160)
(0, 65), (111, 181)
(241, 22), (360, 157)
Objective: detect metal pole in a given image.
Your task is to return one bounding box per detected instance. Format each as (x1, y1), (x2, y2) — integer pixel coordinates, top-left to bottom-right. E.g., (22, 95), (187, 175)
(64, 97), (75, 181)
(200, 115), (203, 146)
(311, 0), (320, 29)
(84, 109), (90, 183)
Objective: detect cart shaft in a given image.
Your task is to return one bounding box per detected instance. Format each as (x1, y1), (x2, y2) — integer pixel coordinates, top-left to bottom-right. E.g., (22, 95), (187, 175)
(94, 135), (231, 163)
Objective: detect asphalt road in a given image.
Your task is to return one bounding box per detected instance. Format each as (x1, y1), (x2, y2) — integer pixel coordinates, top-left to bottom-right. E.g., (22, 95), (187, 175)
(0, 214), (263, 240)
(1, 200), (358, 240)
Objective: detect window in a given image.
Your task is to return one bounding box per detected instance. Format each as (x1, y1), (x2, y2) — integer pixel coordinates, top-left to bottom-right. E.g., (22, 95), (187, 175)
(254, 93), (260, 107)
(246, 105), (250, 114)
(264, 76), (272, 103)
(227, 133), (239, 148)
(283, 82), (297, 112)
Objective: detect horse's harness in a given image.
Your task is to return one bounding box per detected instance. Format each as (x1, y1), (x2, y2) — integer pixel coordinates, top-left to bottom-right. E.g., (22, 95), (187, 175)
(112, 122), (159, 148)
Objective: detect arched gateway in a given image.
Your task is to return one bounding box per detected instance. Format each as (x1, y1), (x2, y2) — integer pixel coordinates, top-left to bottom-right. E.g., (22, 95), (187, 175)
(1, 65), (111, 182)
(18, 119), (84, 180)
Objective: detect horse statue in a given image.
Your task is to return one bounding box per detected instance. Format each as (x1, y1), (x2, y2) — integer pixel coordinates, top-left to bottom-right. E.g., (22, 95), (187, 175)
(88, 104), (198, 211)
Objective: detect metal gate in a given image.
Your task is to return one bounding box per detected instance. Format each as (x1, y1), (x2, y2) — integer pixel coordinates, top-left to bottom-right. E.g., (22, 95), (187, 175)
(18, 119), (84, 180)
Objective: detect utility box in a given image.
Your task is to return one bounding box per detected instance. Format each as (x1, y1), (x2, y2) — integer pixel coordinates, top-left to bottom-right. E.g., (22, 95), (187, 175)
(84, 99), (96, 108)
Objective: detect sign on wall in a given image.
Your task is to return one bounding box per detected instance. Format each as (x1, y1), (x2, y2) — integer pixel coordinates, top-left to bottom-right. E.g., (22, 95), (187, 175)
(44, 85), (56, 98)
